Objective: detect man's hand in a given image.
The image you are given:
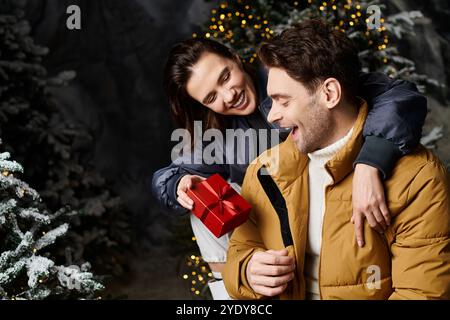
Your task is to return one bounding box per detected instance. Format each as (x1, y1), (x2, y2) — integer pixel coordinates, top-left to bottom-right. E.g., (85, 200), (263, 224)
(246, 249), (295, 297)
(351, 163), (391, 247)
(176, 174), (206, 210)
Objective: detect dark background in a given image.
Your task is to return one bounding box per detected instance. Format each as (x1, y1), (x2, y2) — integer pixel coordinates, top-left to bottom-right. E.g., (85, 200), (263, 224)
(19, 0), (450, 298)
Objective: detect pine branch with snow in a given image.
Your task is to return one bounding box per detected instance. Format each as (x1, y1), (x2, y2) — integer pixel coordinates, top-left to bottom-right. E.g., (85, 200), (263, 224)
(0, 145), (104, 299)
(421, 126), (444, 149)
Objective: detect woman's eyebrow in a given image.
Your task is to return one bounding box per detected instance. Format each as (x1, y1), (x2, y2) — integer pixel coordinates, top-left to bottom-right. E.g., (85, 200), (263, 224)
(202, 92), (214, 104)
(217, 66), (229, 84)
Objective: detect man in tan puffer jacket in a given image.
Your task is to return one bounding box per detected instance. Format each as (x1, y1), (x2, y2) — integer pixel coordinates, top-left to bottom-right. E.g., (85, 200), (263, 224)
(223, 19), (450, 300)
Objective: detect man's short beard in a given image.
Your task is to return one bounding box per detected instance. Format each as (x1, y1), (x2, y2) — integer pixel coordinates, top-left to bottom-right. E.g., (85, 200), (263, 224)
(295, 93), (334, 154)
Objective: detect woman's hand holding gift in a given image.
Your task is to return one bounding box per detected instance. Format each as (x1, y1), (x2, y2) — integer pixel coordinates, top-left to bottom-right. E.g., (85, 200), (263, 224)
(176, 174), (206, 210)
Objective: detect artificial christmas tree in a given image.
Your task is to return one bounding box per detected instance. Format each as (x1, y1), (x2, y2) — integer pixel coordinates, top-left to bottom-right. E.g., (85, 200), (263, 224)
(0, 0), (130, 278)
(0, 143), (103, 299)
(197, 0), (441, 92)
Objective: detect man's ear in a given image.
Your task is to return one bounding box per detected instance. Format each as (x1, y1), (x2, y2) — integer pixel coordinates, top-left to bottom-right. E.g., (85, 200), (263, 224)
(322, 78), (341, 109)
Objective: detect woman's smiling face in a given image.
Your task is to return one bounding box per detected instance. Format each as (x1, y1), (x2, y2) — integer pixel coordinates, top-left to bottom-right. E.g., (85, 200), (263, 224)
(186, 52), (257, 116)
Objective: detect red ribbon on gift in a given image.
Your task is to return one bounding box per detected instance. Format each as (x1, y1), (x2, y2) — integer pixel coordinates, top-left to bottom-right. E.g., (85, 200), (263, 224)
(199, 181), (240, 220)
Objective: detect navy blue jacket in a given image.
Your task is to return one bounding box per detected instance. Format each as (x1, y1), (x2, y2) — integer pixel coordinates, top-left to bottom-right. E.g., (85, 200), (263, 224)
(152, 71), (427, 216)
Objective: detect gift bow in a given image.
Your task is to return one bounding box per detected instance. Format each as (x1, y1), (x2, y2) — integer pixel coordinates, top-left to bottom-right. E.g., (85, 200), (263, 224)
(199, 181), (240, 220)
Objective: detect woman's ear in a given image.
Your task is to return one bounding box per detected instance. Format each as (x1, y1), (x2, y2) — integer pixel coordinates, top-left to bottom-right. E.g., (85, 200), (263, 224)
(322, 78), (341, 109)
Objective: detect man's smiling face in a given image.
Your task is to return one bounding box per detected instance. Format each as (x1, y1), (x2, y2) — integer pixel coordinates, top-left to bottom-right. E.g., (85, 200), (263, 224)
(266, 67), (333, 154)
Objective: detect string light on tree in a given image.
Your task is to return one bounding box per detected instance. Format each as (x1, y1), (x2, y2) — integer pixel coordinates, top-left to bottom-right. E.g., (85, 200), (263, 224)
(193, 0), (392, 64)
(181, 252), (214, 299)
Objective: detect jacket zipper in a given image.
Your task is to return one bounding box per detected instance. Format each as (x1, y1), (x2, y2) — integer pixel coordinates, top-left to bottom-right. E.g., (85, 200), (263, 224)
(318, 183), (333, 300)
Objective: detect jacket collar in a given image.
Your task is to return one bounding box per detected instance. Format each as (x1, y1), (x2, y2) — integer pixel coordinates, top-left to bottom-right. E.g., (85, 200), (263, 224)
(325, 100), (368, 185)
(260, 99), (368, 188)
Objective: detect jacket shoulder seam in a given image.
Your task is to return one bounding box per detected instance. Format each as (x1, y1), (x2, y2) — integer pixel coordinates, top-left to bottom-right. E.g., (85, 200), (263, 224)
(406, 158), (445, 203)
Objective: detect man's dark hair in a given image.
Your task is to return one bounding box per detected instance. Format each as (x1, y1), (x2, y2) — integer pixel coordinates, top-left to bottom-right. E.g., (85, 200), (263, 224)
(258, 19), (361, 101)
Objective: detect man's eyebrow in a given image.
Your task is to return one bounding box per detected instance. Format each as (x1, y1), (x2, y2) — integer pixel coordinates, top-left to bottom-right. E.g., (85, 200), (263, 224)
(270, 93), (291, 100)
(202, 67), (230, 104)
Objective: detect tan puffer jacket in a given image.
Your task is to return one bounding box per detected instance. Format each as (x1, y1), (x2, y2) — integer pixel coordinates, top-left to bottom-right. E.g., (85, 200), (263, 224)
(223, 102), (450, 300)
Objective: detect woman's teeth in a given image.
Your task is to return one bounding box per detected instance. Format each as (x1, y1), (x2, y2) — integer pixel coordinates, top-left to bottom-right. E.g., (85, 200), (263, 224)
(232, 91), (245, 108)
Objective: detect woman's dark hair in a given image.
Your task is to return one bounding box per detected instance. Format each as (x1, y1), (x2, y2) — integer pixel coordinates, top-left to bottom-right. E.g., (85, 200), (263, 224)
(164, 38), (243, 148)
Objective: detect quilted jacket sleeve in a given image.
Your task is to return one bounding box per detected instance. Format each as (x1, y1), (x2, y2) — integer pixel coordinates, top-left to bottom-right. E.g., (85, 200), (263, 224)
(151, 143), (230, 216)
(356, 72), (428, 178)
(389, 161), (450, 299)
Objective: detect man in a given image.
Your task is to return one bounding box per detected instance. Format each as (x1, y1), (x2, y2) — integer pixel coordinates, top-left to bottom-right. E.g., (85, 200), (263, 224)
(222, 19), (450, 299)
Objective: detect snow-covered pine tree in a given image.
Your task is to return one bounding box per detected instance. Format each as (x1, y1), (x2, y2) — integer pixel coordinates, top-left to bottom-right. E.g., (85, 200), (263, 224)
(0, 0), (130, 277)
(0, 142), (104, 299)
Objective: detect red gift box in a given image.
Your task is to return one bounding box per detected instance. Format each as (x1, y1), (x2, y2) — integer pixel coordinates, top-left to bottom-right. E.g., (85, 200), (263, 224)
(187, 174), (252, 238)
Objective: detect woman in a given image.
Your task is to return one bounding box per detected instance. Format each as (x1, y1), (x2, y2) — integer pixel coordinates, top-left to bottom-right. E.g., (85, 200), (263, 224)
(152, 38), (426, 298)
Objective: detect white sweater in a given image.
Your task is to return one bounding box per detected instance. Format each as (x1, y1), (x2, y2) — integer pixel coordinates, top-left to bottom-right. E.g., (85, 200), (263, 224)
(304, 127), (354, 300)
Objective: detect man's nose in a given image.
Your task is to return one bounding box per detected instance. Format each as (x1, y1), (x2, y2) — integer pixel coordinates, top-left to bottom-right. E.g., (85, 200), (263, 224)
(267, 103), (282, 124)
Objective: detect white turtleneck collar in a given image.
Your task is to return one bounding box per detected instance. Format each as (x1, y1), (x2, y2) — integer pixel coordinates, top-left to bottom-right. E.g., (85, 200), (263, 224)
(307, 126), (354, 167)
